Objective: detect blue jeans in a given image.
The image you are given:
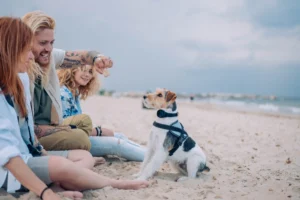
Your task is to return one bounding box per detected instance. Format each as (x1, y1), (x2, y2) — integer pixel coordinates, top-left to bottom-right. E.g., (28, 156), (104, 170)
(89, 136), (145, 162)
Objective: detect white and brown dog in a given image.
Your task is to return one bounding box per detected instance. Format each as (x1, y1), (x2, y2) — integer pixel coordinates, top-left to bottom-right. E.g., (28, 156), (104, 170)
(135, 88), (210, 181)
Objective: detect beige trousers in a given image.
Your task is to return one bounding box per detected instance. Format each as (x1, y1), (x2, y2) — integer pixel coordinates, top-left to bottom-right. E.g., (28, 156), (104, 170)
(39, 114), (92, 151)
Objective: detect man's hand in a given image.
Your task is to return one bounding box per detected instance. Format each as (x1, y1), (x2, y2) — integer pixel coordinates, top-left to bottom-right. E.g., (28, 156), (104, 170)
(94, 55), (113, 76)
(61, 50), (113, 75)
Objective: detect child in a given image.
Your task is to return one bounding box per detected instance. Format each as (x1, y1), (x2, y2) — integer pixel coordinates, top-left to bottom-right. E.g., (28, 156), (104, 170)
(57, 65), (145, 161)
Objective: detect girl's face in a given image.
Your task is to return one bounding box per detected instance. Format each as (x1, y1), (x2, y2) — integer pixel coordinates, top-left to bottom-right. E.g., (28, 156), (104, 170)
(18, 46), (34, 73)
(74, 65), (94, 87)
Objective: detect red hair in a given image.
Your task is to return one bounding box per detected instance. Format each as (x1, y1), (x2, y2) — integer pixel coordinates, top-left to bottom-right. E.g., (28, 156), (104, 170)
(0, 17), (33, 117)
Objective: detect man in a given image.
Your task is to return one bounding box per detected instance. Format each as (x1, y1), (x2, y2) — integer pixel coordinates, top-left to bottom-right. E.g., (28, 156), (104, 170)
(22, 11), (113, 151)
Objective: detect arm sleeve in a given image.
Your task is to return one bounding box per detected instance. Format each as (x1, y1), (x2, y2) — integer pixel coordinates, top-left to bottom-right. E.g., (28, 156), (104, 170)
(52, 48), (66, 69)
(0, 116), (21, 167)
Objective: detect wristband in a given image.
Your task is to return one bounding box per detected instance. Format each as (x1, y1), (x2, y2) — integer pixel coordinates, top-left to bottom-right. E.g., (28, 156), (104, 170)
(95, 126), (102, 136)
(40, 186), (50, 200)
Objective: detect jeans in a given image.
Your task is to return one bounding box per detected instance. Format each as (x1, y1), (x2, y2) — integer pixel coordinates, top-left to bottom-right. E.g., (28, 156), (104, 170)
(89, 135), (145, 162)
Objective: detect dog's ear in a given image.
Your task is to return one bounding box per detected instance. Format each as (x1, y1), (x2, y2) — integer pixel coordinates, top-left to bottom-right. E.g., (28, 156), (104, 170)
(166, 91), (177, 102)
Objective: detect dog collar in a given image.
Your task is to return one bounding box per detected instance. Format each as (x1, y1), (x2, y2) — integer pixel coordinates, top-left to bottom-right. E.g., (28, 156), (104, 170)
(157, 110), (178, 118)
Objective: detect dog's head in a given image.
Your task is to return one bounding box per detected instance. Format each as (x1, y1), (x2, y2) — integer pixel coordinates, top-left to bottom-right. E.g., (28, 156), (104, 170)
(143, 88), (177, 110)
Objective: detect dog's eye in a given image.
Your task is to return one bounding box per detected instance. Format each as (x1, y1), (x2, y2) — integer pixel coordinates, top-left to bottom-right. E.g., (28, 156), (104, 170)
(157, 93), (163, 97)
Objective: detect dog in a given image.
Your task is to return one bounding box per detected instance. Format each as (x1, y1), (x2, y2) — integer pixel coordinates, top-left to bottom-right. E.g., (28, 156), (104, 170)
(135, 88), (210, 181)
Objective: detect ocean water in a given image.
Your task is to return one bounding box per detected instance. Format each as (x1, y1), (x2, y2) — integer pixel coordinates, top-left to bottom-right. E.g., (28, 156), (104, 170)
(178, 95), (300, 116)
(113, 91), (300, 116)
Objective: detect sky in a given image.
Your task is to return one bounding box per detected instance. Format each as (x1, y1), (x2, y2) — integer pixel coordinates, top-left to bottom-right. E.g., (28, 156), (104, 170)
(1, 0), (300, 97)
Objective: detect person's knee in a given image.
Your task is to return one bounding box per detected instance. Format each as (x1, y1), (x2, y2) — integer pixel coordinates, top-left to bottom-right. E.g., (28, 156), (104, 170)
(67, 131), (91, 151)
(77, 114), (93, 135)
(79, 114), (92, 125)
(48, 156), (73, 181)
(79, 150), (95, 168)
(68, 149), (95, 169)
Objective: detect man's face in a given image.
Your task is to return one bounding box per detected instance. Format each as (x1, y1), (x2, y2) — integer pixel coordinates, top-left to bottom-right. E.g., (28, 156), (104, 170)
(32, 28), (55, 68)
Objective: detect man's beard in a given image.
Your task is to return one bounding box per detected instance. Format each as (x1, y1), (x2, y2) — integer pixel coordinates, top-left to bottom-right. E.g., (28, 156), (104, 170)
(27, 60), (50, 86)
(34, 51), (52, 72)
(35, 59), (51, 72)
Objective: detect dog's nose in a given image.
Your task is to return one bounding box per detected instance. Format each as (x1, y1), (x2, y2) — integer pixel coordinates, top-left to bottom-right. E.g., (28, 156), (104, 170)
(143, 95), (147, 99)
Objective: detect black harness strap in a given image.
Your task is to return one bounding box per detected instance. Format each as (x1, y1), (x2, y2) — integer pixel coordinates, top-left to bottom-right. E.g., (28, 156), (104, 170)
(157, 110), (178, 118)
(153, 121), (186, 134)
(153, 121), (189, 156)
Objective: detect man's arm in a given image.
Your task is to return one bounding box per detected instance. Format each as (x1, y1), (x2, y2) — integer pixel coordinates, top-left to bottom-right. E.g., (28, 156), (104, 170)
(60, 50), (113, 74)
(34, 125), (71, 139)
(60, 51), (100, 68)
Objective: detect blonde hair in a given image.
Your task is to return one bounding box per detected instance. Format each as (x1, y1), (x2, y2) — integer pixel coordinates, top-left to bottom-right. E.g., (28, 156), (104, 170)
(22, 11), (55, 84)
(57, 65), (100, 100)
(22, 10), (55, 34)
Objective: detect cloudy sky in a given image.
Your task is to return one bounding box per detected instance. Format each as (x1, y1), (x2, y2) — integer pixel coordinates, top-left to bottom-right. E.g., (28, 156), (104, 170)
(1, 0), (300, 97)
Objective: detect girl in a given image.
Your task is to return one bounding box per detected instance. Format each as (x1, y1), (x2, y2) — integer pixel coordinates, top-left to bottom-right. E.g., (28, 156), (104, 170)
(57, 65), (145, 161)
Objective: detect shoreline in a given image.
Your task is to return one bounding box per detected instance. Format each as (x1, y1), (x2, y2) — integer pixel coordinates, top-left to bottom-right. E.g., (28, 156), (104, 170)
(185, 101), (300, 120)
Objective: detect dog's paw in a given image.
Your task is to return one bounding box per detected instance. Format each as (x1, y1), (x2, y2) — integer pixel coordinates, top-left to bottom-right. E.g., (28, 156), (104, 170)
(175, 176), (190, 182)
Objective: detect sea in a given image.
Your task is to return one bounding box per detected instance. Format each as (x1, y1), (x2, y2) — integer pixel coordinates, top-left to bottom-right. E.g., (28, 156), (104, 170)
(177, 94), (300, 116)
(112, 91), (300, 116)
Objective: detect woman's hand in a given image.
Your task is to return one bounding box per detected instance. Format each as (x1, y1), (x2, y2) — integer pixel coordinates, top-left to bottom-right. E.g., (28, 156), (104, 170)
(41, 149), (48, 156)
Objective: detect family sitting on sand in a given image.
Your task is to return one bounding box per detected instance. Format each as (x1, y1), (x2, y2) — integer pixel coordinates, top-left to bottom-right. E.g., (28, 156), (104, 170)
(0, 11), (148, 200)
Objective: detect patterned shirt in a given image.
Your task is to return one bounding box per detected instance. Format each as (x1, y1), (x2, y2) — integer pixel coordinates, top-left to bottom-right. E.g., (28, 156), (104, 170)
(60, 85), (82, 118)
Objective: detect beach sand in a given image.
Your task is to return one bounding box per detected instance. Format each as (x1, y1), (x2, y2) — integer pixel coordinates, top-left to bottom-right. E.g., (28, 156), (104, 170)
(5, 96), (300, 200)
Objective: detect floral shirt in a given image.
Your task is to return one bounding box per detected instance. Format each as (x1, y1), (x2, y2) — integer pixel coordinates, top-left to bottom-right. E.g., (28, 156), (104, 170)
(60, 85), (82, 118)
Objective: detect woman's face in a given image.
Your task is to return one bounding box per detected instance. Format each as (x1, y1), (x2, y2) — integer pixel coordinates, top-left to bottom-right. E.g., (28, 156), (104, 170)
(74, 65), (94, 87)
(18, 46), (34, 73)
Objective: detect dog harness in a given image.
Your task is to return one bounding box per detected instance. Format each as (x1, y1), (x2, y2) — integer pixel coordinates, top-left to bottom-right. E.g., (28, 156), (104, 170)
(153, 110), (189, 156)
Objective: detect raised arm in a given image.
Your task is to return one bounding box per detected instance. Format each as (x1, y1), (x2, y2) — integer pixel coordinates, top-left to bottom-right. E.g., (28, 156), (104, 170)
(60, 50), (113, 74)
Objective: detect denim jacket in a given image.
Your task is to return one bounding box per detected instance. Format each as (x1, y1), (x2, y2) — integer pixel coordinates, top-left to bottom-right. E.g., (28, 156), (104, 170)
(0, 73), (35, 192)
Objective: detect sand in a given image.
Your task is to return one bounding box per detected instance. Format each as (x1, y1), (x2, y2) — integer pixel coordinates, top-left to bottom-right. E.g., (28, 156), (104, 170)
(4, 96), (300, 200)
